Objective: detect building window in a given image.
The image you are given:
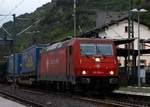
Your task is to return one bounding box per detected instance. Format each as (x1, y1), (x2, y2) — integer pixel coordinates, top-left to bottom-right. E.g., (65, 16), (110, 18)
(125, 26), (128, 33)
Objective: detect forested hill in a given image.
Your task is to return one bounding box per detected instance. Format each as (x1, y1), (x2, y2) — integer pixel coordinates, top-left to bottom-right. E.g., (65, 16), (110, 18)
(0, 0), (150, 51)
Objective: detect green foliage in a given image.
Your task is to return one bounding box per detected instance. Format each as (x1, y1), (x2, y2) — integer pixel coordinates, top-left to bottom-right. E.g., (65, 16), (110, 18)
(135, 0), (145, 5)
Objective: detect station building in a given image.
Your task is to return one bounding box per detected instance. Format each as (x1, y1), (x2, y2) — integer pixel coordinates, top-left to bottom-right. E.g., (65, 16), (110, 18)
(95, 11), (150, 68)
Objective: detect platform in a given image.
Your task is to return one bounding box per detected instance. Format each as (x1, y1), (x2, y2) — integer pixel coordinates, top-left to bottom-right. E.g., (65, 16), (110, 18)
(114, 86), (150, 96)
(0, 97), (25, 107)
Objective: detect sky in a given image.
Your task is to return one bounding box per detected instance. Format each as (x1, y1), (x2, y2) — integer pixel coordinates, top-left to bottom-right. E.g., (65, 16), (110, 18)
(0, 0), (51, 26)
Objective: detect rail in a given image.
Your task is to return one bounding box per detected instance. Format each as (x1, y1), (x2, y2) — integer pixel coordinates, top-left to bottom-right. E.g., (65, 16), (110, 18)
(0, 84), (150, 107)
(0, 90), (46, 107)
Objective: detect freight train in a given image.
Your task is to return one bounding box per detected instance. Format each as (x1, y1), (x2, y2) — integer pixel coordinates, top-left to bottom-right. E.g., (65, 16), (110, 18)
(7, 37), (119, 92)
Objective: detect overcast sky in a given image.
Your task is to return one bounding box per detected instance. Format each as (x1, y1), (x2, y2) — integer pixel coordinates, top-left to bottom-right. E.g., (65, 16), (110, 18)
(0, 0), (51, 26)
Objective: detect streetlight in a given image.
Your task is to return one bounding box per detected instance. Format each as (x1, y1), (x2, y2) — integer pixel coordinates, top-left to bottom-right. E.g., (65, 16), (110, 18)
(131, 8), (147, 87)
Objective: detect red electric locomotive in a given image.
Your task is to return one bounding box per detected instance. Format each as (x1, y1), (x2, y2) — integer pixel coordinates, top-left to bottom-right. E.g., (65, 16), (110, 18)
(39, 37), (118, 91)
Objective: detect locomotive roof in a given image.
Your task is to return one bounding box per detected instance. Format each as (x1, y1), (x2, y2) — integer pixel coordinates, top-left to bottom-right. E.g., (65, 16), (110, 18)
(46, 39), (70, 51)
(75, 37), (114, 41)
(22, 44), (48, 52)
(45, 37), (114, 51)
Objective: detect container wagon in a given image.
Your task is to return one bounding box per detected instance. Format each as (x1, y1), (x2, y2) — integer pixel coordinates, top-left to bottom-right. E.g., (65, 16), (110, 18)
(18, 44), (47, 84)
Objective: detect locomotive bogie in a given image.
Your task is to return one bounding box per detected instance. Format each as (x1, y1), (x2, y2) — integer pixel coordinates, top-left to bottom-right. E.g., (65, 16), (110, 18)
(76, 76), (118, 90)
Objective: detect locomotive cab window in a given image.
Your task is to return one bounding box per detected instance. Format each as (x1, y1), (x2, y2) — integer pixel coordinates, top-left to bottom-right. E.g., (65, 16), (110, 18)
(80, 44), (96, 55)
(80, 43), (113, 56)
(97, 44), (113, 55)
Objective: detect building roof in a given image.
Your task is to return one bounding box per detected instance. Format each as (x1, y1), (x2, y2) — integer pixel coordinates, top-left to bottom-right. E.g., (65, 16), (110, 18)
(140, 39), (150, 43)
(114, 38), (135, 45)
(96, 11), (128, 28)
(0, 36), (13, 46)
(0, 36), (13, 41)
(79, 11), (150, 38)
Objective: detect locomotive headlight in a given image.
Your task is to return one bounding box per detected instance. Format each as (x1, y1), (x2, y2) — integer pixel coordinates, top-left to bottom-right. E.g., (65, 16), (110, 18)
(82, 70), (87, 75)
(95, 58), (100, 62)
(109, 71), (114, 75)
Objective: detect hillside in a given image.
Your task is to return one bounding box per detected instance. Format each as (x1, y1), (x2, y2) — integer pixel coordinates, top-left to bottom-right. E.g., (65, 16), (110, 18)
(0, 0), (150, 51)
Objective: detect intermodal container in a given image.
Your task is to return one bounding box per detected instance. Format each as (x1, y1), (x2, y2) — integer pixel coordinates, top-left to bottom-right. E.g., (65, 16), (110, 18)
(8, 53), (22, 75)
(21, 45), (47, 78)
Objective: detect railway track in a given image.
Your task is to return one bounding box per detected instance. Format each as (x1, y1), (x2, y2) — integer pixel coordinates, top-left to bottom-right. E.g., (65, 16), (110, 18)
(109, 92), (150, 107)
(0, 90), (46, 107)
(17, 87), (150, 107)
(73, 96), (126, 107)
(0, 84), (47, 107)
(20, 88), (126, 107)
(73, 92), (150, 107)
(0, 84), (150, 107)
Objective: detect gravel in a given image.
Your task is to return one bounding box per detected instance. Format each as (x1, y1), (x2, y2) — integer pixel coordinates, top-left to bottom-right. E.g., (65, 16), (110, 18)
(0, 84), (112, 107)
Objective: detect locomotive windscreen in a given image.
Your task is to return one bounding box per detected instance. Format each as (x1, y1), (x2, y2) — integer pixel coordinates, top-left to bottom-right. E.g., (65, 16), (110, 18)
(80, 43), (113, 56)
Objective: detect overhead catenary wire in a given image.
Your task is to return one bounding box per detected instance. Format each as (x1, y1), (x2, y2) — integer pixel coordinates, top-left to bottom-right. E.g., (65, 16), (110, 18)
(16, 19), (41, 38)
(1, 26), (12, 37)
(0, 0), (25, 23)
(0, 18), (40, 39)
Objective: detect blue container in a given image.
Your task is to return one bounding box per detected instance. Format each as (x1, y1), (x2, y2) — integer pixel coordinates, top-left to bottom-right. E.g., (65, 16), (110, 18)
(21, 45), (47, 79)
(8, 53), (22, 75)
